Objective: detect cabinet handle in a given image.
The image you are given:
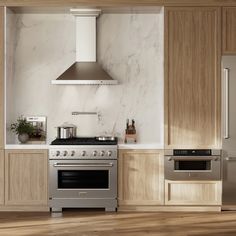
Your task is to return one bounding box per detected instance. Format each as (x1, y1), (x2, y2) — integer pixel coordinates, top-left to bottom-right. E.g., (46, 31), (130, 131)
(53, 163), (113, 168)
(224, 68), (229, 139)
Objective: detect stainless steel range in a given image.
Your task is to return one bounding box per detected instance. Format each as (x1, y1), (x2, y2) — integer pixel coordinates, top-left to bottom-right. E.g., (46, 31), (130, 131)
(49, 137), (118, 213)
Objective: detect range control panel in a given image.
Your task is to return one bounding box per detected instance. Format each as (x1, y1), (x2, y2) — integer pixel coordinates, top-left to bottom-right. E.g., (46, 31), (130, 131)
(49, 146), (117, 160)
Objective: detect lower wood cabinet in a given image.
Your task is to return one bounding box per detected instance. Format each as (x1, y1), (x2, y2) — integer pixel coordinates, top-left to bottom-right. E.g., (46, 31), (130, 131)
(0, 150), (4, 205)
(118, 150), (164, 207)
(165, 180), (222, 206)
(4, 149), (48, 208)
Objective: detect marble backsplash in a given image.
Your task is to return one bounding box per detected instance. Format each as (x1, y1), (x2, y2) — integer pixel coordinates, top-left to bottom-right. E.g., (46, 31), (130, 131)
(6, 10), (164, 144)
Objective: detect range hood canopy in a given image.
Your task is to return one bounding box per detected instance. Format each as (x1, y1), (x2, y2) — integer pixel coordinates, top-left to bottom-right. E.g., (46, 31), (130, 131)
(51, 9), (118, 85)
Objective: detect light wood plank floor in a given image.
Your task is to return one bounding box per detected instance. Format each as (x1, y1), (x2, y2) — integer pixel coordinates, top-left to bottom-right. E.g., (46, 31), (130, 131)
(0, 210), (236, 235)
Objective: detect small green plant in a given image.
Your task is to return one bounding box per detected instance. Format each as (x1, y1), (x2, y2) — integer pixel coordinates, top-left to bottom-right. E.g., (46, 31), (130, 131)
(10, 117), (34, 135)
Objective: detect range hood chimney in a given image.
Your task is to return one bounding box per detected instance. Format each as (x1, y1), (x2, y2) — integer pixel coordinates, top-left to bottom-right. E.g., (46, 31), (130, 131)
(51, 9), (118, 85)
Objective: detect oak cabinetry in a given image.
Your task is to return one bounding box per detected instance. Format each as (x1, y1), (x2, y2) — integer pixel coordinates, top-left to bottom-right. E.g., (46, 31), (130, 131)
(165, 180), (222, 205)
(164, 7), (221, 149)
(222, 7), (236, 54)
(0, 7), (4, 149)
(118, 150), (164, 207)
(0, 150), (4, 205)
(4, 150), (48, 207)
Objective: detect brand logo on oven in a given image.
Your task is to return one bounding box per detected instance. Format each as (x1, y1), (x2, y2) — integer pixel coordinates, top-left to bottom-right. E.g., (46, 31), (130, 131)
(78, 192), (87, 196)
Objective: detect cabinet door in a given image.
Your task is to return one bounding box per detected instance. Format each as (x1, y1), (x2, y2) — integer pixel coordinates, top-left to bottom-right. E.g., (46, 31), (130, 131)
(118, 150), (164, 206)
(0, 7), (4, 149)
(5, 150), (48, 206)
(165, 180), (222, 205)
(223, 7), (236, 54)
(165, 7), (221, 149)
(0, 150), (4, 205)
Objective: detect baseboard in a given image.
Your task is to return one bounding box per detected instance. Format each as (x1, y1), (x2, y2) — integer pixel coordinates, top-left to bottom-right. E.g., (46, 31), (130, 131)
(0, 205), (49, 212)
(118, 205), (221, 212)
(221, 205), (236, 211)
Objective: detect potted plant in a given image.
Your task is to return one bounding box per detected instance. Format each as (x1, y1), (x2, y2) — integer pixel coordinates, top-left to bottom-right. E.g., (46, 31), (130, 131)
(10, 117), (34, 143)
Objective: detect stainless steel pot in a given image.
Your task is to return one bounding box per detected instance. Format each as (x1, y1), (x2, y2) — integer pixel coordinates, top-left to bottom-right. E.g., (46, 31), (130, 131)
(57, 124), (77, 139)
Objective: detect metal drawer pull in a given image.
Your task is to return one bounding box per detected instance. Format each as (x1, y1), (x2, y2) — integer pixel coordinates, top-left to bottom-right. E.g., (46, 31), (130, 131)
(53, 163), (114, 167)
(225, 157), (236, 161)
(168, 157), (218, 161)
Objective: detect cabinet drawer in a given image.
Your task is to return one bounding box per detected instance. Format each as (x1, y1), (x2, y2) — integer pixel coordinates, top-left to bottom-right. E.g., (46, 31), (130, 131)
(165, 180), (222, 205)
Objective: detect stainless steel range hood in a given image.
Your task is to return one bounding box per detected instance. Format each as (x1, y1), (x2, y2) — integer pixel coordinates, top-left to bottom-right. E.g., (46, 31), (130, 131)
(51, 9), (118, 85)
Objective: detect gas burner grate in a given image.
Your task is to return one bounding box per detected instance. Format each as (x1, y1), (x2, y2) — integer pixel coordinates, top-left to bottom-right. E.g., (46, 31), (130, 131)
(50, 137), (118, 145)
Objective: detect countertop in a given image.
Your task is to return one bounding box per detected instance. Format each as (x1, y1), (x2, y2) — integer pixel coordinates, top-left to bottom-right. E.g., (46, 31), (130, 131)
(5, 143), (164, 150)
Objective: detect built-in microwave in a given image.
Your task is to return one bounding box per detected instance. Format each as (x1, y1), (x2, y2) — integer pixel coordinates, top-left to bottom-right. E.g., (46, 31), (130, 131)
(164, 149), (221, 180)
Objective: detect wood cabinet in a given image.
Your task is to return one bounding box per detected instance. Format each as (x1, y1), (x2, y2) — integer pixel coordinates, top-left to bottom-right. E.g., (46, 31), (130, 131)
(0, 7), (4, 149)
(222, 7), (236, 54)
(118, 150), (164, 207)
(4, 150), (48, 207)
(164, 7), (221, 149)
(0, 150), (4, 205)
(165, 180), (222, 205)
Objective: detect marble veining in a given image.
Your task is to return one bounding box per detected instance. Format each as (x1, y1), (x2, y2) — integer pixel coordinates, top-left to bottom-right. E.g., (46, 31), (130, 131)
(6, 10), (164, 145)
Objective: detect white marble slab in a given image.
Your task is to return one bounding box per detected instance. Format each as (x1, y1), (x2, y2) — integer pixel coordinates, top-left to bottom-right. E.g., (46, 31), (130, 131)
(118, 143), (164, 150)
(5, 144), (49, 149)
(6, 11), (164, 146)
(5, 143), (163, 150)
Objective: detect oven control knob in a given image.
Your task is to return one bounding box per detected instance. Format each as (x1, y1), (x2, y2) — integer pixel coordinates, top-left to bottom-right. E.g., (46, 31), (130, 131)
(107, 151), (112, 157)
(63, 151), (68, 157)
(71, 151), (75, 157)
(100, 151), (105, 156)
(93, 151), (97, 157)
(81, 151), (86, 156)
(56, 151), (60, 157)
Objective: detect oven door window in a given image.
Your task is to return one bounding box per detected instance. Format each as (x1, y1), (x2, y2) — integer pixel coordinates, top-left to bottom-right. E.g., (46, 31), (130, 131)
(58, 170), (109, 189)
(174, 160), (211, 171)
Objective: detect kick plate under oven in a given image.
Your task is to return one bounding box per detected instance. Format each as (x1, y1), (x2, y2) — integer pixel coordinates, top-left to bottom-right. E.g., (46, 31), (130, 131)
(164, 149), (221, 180)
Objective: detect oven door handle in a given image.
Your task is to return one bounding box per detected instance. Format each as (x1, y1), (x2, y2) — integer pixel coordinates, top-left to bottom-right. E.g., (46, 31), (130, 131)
(167, 157), (219, 161)
(53, 163), (114, 168)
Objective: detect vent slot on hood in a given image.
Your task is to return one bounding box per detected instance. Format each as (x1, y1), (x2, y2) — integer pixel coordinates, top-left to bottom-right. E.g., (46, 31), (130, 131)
(51, 9), (118, 85)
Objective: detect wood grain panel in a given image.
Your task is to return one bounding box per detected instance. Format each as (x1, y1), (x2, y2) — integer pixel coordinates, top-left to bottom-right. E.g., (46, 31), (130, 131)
(164, 7), (221, 149)
(1, 0), (236, 7)
(0, 150), (4, 205)
(222, 7), (236, 54)
(165, 180), (222, 205)
(0, 7), (4, 150)
(118, 150), (164, 206)
(4, 211), (236, 236)
(0, 0), (164, 7)
(164, 0), (236, 6)
(5, 150), (48, 206)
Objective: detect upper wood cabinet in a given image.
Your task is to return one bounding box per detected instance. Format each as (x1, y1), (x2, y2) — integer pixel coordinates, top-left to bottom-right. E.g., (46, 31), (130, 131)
(118, 150), (164, 207)
(0, 7), (4, 149)
(5, 150), (48, 206)
(165, 7), (221, 149)
(222, 7), (236, 54)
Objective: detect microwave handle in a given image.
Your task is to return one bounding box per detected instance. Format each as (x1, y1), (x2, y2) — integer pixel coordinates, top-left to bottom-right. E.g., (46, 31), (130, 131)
(225, 157), (236, 161)
(168, 157), (219, 161)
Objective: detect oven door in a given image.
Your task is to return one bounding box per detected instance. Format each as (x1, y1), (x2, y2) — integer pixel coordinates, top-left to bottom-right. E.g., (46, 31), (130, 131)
(49, 159), (117, 199)
(164, 156), (221, 180)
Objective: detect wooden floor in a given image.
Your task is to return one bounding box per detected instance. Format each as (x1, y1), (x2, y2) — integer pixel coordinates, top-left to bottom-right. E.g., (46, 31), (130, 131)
(0, 210), (236, 235)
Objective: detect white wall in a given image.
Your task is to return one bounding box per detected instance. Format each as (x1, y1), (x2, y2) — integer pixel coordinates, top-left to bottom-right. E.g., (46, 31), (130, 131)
(6, 10), (164, 145)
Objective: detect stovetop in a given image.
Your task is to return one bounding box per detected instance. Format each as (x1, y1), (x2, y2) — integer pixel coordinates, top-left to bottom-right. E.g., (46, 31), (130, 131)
(50, 137), (118, 146)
